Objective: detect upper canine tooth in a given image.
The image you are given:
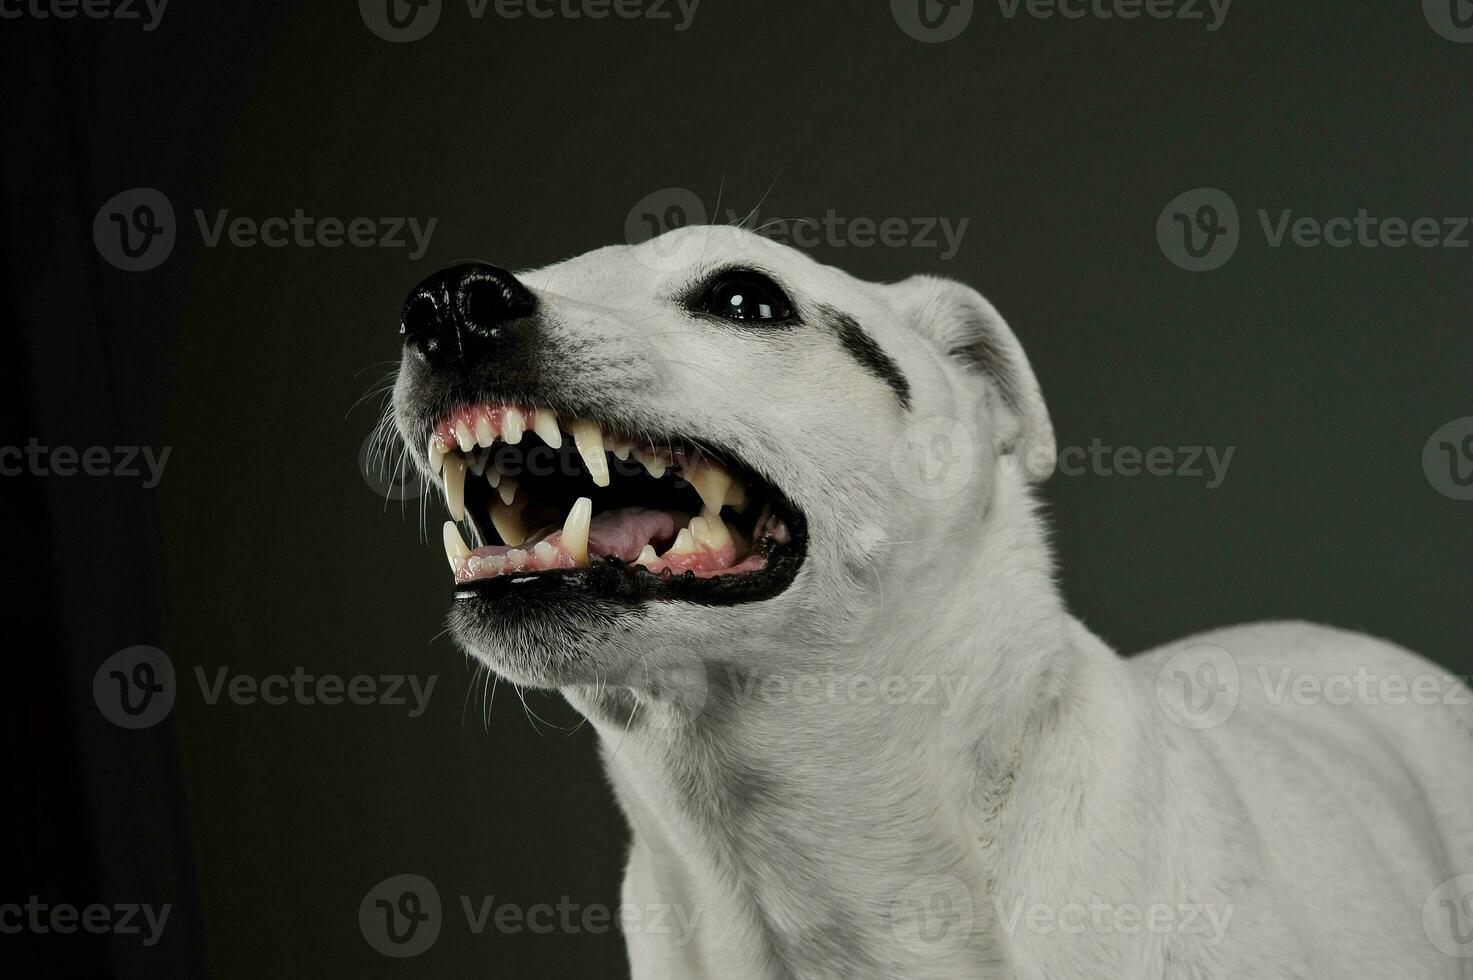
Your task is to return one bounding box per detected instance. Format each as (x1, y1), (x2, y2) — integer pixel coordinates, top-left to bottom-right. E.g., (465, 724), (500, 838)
(634, 448), (668, 480)
(474, 414), (495, 448)
(502, 408), (525, 444)
(569, 421), (610, 488)
(497, 476), (519, 507)
(428, 436), (446, 475)
(688, 463), (733, 515)
(562, 496), (592, 565)
(442, 454), (467, 521)
(532, 409), (562, 448)
(442, 520), (471, 570)
(453, 419), (475, 453)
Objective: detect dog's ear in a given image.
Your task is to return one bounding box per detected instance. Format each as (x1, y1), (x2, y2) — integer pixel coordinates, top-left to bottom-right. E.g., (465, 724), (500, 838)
(889, 275), (1056, 481)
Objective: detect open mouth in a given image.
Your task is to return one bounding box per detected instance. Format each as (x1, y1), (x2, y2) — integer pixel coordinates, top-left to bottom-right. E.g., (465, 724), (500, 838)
(424, 402), (806, 606)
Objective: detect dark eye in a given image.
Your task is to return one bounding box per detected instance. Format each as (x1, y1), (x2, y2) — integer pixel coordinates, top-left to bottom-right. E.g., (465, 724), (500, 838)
(699, 272), (795, 323)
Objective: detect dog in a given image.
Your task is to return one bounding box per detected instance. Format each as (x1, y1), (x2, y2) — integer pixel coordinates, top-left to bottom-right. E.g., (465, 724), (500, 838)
(389, 225), (1473, 979)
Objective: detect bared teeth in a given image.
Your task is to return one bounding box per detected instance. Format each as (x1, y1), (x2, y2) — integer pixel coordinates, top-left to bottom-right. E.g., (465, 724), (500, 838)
(562, 496), (592, 565)
(442, 454), (467, 521)
(506, 548), (529, 571)
(687, 462), (734, 515)
(442, 520), (471, 571)
(474, 414), (495, 448)
(497, 476), (518, 507)
(634, 544), (659, 569)
(490, 500), (528, 547)
(532, 409), (562, 448)
(428, 436), (446, 475)
(453, 419), (476, 454)
(569, 421), (610, 488)
(533, 541), (558, 565)
(502, 408), (525, 445)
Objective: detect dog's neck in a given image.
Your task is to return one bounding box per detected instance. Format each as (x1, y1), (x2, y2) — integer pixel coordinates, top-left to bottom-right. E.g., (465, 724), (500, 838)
(568, 473), (1165, 979)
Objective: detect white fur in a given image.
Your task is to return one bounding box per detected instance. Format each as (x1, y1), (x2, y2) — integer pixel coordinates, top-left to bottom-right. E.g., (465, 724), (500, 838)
(408, 227), (1473, 978)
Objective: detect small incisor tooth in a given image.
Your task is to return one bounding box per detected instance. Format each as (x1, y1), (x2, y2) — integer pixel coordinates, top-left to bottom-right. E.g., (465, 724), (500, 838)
(442, 520), (470, 570)
(502, 408), (525, 444)
(442, 454), (467, 521)
(533, 541), (558, 565)
(634, 544), (658, 569)
(490, 501), (528, 547)
(569, 421), (610, 487)
(506, 548), (529, 571)
(532, 409), (562, 448)
(474, 414), (495, 448)
(688, 463), (733, 515)
(634, 448), (667, 480)
(453, 419), (475, 453)
(562, 496), (592, 565)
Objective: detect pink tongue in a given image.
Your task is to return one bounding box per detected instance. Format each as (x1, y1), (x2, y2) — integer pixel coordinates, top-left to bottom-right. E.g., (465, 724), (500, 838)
(584, 507), (681, 561)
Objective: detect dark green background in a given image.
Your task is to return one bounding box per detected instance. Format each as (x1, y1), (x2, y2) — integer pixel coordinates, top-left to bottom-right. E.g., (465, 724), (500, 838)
(17, 0), (1472, 976)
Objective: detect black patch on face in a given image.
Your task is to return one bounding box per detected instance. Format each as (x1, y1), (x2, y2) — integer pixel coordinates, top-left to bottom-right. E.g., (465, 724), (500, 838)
(817, 305), (912, 410)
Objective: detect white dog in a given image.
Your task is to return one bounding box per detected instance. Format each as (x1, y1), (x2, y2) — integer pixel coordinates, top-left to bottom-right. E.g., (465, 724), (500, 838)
(390, 225), (1473, 979)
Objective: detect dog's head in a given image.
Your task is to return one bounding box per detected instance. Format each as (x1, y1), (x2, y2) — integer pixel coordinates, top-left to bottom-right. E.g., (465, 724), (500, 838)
(391, 225), (1054, 689)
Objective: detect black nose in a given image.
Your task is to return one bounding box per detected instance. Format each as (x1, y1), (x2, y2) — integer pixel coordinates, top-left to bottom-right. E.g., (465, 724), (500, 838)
(400, 262), (538, 365)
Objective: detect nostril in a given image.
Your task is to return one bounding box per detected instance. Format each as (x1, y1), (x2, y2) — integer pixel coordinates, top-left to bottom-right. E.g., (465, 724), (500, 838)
(463, 278), (513, 336)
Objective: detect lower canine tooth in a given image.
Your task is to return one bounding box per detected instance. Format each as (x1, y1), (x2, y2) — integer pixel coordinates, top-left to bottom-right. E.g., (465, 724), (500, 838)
(532, 409), (562, 448)
(690, 512), (732, 551)
(442, 520), (471, 570)
(502, 408), (525, 444)
(569, 421), (611, 488)
(490, 501), (528, 547)
(562, 496), (592, 565)
(442, 454), (467, 521)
